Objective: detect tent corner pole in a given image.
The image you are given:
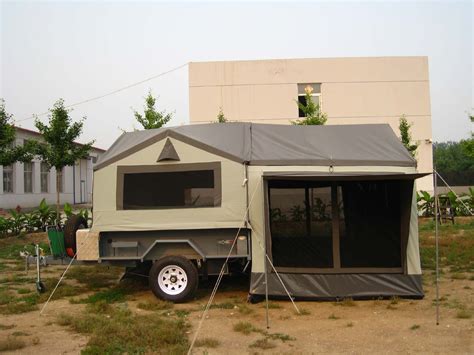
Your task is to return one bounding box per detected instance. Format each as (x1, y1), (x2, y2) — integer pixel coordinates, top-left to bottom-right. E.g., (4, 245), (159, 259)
(433, 168), (440, 326)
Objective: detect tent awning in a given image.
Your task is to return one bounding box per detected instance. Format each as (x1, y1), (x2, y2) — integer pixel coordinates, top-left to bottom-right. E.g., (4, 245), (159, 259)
(262, 172), (431, 181)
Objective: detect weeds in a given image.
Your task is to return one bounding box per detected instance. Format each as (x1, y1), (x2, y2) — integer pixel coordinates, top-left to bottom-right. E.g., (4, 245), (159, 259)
(264, 302), (282, 309)
(249, 338), (276, 350)
(11, 331), (30, 336)
(333, 298), (356, 307)
(194, 337), (220, 348)
(346, 322), (354, 327)
(66, 265), (122, 290)
(456, 309), (472, 319)
(57, 306), (190, 354)
(295, 308), (311, 316)
(328, 313), (340, 320)
(0, 337), (26, 352)
(233, 321), (259, 335)
(137, 300), (173, 312)
(0, 324), (15, 330)
(410, 324), (420, 330)
(266, 332), (295, 342)
(209, 302), (235, 310)
(237, 304), (254, 315)
(390, 296), (400, 305)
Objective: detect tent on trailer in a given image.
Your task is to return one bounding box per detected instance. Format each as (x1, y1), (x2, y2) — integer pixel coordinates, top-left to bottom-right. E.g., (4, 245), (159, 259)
(89, 122), (426, 301)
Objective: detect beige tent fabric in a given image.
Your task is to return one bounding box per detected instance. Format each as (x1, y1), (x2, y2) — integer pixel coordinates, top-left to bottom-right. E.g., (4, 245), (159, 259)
(407, 183), (422, 275)
(92, 137), (247, 232)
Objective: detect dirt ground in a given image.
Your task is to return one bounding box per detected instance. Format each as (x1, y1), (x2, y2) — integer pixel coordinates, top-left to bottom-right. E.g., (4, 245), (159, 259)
(1, 225), (473, 354)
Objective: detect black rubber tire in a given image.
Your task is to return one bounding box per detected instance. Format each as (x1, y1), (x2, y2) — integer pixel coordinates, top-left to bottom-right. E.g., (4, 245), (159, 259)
(149, 256), (199, 303)
(63, 215), (87, 257)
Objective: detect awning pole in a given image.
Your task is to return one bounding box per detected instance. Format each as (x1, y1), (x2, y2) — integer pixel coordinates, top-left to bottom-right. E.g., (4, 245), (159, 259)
(264, 244), (270, 329)
(433, 168), (440, 325)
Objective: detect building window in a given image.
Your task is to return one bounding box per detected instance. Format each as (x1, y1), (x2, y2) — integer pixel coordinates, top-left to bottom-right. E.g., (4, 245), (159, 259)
(118, 163), (222, 210)
(57, 168), (64, 193)
(297, 83), (321, 118)
(40, 163), (49, 193)
(24, 162), (33, 193)
(3, 165), (14, 193)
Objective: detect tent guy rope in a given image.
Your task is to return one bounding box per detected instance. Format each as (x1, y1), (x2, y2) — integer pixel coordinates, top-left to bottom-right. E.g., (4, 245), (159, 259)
(16, 63), (188, 123)
(187, 177), (300, 355)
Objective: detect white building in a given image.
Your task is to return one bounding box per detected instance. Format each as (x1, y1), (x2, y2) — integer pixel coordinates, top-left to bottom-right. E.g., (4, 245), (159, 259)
(0, 127), (105, 210)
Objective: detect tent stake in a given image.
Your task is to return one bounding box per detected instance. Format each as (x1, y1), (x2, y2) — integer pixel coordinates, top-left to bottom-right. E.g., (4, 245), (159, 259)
(433, 168), (440, 326)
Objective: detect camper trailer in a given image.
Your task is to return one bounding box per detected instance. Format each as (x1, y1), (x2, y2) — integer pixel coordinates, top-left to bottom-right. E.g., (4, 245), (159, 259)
(65, 123), (426, 302)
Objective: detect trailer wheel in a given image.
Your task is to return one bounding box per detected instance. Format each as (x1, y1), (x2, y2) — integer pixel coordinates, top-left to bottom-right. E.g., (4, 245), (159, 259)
(64, 215), (87, 258)
(149, 256), (198, 302)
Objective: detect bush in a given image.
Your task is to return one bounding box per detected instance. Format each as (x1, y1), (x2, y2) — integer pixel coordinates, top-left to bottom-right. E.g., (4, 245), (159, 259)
(0, 199), (91, 237)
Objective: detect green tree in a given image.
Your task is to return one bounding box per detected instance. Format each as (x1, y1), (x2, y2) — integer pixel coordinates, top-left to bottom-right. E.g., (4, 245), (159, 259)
(292, 86), (327, 125)
(460, 113), (473, 159)
(399, 115), (419, 158)
(35, 99), (94, 223)
(216, 107), (227, 123)
(0, 99), (36, 166)
(133, 91), (173, 129)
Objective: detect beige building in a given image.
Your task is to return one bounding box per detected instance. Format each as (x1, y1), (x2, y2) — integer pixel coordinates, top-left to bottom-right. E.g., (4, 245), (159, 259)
(188, 57), (433, 191)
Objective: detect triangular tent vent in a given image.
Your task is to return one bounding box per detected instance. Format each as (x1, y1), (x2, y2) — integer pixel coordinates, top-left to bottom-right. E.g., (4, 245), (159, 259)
(157, 138), (180, 162)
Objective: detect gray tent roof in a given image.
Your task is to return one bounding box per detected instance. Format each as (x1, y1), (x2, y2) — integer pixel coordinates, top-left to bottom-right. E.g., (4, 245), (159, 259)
(95, 122), (416, 170)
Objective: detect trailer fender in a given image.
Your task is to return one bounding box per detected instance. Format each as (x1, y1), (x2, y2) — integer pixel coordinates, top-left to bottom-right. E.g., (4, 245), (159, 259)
(142, 239), (206, 262)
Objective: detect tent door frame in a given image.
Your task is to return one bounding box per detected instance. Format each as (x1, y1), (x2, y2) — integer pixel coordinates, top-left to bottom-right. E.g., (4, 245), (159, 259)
(263, 177), (410, 275)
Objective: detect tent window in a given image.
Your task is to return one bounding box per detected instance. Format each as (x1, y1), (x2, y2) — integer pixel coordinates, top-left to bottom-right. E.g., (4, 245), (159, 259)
(119, 163), (221, 210)
(267, 179), (404, 272)
(269, 181), (333, 268)
(339, 181), (401, 268)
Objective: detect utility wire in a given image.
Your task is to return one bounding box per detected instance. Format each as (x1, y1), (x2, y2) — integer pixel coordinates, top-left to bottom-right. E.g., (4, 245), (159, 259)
(16, 63), (188, 123)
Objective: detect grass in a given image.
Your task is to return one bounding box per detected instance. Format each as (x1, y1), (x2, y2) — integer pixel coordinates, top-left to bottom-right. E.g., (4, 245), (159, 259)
(456, 309), (472, 319)
(66, 265), (123, 290)
(266, 332), (295, 342)
(0, 337), (26, 352)
(237, 304), (254, 315)
(419, 218), (474, 272)
(390, 296), (400, 305)
(11, 331), (30, 336)
(249, 338), (276, 350)
(328, 313), (340, 320)
(295, 308), (311, 316)
(209, 302), (235, 310)
(233, 321), (260, 335)
(0, 324), (15, 330)
(194, 337), (220, 348)
(57, 305), (190, 354)
(451, 273), (467, 280)
(137, 300), (173, 312)
(333, 298), (356, 307)
(410, 324), (420, 330)
(71, 288), (126, 304)
(16, 288), (32, 295)
(264, 301), (282, 309)
(346, 322), (354, 327)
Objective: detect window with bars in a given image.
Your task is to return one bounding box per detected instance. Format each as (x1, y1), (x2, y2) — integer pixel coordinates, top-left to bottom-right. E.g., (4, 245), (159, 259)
(24, 162), (33, 193)
(3, 165), (14, 193)
(40, 163), (49, 193)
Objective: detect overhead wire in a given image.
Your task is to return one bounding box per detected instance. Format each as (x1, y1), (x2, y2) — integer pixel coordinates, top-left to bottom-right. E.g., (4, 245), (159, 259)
(16, 63), (189, 123)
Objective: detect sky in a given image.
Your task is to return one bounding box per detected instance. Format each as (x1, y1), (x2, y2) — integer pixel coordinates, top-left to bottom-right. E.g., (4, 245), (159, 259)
(1, 0), (472, 149)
